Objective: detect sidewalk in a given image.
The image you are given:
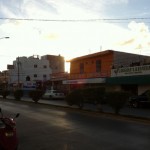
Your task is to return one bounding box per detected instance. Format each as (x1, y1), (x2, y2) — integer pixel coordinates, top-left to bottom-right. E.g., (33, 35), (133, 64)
(1, 96), (150, 120)
(40, 99), (150, 120)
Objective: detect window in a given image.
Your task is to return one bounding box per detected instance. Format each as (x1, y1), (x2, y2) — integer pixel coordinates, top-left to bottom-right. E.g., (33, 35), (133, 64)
(34, 64), (37, 68)
(34, 74), (37, 78)
(43, 74), (47, 78)
(43, 74), (47, 80)
(80, 63), (84, 74)
(43, 65), (47, 68)
(96, 60), (101, 73)
(26, 76), (30, 81)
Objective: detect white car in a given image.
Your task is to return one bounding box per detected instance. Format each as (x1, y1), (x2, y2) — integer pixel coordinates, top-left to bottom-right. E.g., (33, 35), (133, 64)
(42, 90), (65, 100)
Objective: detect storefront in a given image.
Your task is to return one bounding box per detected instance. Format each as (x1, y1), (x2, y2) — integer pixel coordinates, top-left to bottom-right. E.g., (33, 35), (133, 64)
(63, 77), (106, 91)
(106, 75), (150, 95)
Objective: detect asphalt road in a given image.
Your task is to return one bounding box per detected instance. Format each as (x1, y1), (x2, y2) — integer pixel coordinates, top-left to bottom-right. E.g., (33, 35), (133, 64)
(0, 100), (150, 150)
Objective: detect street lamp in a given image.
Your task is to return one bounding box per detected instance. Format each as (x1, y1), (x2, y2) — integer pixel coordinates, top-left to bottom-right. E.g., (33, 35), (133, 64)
(0, 37), (10, 40)
(0, 36), (10, 89)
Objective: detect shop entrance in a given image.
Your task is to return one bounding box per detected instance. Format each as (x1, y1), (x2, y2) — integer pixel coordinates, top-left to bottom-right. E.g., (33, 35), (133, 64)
(121, 84), (138, 95)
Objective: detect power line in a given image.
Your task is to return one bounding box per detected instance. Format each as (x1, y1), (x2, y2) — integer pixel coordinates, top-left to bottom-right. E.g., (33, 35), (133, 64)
(0, 17), (150, 22)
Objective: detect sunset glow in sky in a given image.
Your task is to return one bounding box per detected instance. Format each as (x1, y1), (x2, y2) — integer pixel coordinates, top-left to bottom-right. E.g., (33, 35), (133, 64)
(0, 0), (150, 72)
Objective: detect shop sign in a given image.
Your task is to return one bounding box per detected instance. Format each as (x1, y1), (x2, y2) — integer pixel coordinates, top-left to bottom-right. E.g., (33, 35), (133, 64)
(63, 78), (105, 84)
(111, 65), (150, 77)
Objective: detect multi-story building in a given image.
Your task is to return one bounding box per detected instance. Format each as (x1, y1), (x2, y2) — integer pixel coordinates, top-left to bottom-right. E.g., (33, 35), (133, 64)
(63, 50), (150, 94)
(8, 55), (52, 89)
(41, 54), (65, 74)
(0, 70), (8, 89)
(41, 54), (68, 91)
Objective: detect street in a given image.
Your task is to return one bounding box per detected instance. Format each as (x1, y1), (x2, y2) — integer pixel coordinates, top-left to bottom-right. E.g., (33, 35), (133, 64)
(0, 100), (150, 150)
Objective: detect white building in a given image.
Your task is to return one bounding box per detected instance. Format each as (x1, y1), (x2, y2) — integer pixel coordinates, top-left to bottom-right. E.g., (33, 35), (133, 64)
(8, 55), (52, 89)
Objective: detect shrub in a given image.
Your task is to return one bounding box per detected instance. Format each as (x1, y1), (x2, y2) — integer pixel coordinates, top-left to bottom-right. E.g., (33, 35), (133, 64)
(105, 91), (130, 114)
(14, 89), (23, 100)
(65, 89), (84, 109)
(65, 87), (105, 109)
(29, 89), (43, 103)
(1, 90), (10, 99)
(81, 87), (105, 104)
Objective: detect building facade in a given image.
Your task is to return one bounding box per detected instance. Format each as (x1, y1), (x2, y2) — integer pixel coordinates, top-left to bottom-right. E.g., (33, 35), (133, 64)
(8, 55), (52, 89)
(41, 54), (68, 91)
(107, 63), (150, 95)
(0, 70), (8, 89)
(63, 50), (150, 94)
(41, 54), (65, 74)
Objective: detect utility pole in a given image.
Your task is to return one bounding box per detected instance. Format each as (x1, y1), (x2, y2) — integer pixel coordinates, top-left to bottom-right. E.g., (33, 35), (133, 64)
(17, 57), (20, 88)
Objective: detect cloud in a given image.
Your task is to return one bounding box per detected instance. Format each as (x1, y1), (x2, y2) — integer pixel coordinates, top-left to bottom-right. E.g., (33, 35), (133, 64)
(120, 38), (135, 46)
(24, 0), (58, 19)
(115, 21), (150, 54)
(0, 0), (129, 22)
(110, 0), (129, 4)
(0, 0), (25, 17)
(128, 21), (149, 33)
(44, 33), (59, 40)
(0, 0), (58, 21)
(68, 0), (105, 16)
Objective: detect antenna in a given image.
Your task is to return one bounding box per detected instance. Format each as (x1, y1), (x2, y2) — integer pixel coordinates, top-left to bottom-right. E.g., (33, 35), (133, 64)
(100, 45), (102, 51)
(88, 49), (91, 54)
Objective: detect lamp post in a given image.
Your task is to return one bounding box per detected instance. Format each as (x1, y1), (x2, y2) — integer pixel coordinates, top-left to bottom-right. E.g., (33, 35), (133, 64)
(17, 57), (20, 88)
(0, 37), (9, 40)
(0, 36), (9, 89)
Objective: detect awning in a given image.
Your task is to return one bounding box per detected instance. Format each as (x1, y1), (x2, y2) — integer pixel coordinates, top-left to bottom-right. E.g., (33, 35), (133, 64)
(63, 78), (106, 84)
(106, 75), (150, 85)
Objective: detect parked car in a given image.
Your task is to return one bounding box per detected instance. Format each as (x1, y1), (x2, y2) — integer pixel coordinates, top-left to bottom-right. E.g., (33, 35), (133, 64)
(128, 90), (150, 108)
(42, 90), (65, 100)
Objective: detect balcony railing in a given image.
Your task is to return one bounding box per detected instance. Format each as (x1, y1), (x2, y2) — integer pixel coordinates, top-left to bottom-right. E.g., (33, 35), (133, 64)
(69, 71), (110, 80)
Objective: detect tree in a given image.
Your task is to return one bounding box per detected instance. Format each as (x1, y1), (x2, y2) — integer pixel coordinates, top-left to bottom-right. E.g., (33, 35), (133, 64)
(14, 90), (23, 100)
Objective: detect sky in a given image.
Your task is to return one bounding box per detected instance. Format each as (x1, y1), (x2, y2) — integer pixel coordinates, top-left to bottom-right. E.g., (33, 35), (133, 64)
(0, 0), (150, 72)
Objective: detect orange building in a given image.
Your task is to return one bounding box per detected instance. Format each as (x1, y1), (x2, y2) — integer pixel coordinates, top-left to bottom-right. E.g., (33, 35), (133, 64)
(63, 50), (114, 89)
(63, 49), (150, 91)
(69, 50), (114, 80)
